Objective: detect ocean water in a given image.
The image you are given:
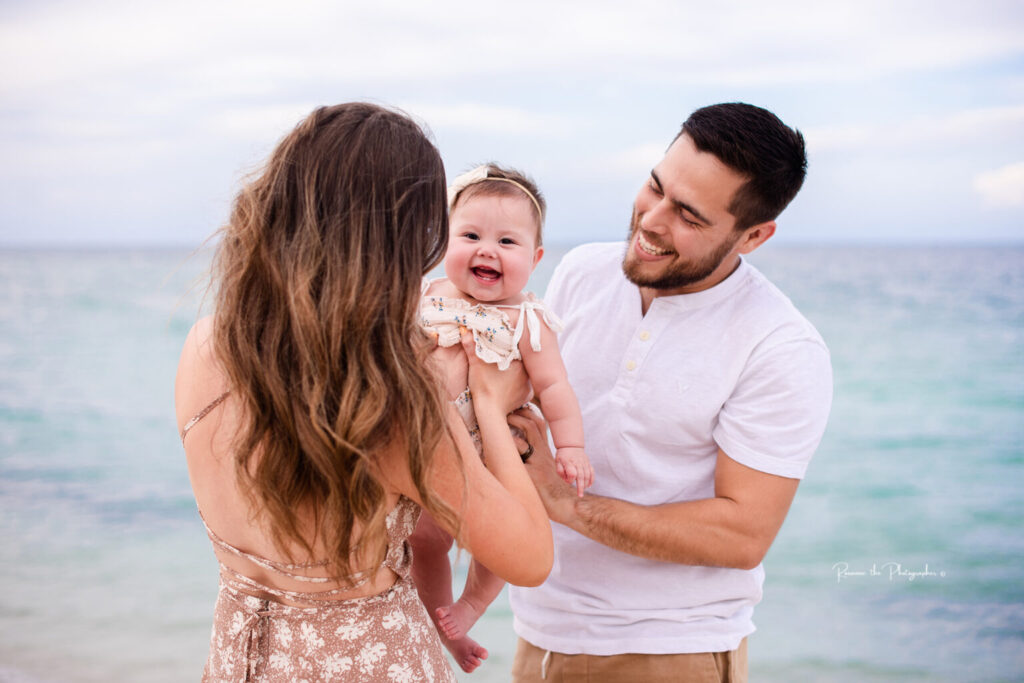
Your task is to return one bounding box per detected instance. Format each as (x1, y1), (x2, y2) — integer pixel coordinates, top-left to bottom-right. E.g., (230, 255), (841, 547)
(1, 244), (1022, 682)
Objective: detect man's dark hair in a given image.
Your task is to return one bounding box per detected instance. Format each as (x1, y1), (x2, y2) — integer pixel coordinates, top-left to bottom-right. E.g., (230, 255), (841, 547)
(678, 103), (807, 231)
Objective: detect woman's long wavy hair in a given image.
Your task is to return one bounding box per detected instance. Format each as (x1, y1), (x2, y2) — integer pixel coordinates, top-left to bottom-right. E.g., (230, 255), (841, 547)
(211, 102), (457, 582)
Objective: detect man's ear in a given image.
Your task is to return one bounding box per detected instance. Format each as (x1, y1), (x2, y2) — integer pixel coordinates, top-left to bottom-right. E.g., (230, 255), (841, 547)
(533, 245), (545, 268)
(738, 221), (776, 255)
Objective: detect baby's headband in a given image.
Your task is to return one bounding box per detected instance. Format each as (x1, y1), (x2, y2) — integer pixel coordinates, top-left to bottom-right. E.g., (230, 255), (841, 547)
(447, 165), (544, 223)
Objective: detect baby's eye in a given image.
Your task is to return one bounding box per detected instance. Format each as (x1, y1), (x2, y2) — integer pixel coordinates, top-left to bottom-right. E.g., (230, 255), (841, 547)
(463, 232), (479, 241)
(499, 237), (518, 246)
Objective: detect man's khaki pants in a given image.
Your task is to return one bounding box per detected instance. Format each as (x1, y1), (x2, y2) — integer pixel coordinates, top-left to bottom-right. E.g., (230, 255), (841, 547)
(511, 637), (747, 682)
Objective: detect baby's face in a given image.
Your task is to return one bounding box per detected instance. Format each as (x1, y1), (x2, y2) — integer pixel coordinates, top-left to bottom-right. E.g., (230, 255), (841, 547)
(444, 194), (543, 305)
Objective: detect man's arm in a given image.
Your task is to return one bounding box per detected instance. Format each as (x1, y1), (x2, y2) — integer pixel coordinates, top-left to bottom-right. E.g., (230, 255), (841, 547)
(509, 410), (799, 570)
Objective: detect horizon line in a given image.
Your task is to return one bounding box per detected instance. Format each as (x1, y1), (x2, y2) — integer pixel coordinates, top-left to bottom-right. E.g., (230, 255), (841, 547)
(2, 238), (1024, 252)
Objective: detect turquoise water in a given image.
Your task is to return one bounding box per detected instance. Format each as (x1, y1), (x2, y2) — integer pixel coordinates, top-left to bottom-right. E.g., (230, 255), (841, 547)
(0, 244), (1022, 682)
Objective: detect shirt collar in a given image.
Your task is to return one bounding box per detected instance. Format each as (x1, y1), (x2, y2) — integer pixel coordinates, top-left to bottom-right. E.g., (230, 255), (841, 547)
(643, 257), (751, 313)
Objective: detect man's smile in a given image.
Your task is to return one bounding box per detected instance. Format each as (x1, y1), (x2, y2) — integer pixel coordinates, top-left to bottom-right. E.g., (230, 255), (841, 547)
(636, 231), (673, 257)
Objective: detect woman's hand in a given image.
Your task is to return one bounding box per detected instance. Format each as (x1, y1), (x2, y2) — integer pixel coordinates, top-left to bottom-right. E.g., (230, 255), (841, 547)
(460, 329), (531, 415)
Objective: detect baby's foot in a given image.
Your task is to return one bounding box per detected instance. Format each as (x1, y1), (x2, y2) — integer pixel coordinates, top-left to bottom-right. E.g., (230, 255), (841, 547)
(432, 600), (490, 673)
(442, 634), (489, 673)
(435, 599), (484, 641)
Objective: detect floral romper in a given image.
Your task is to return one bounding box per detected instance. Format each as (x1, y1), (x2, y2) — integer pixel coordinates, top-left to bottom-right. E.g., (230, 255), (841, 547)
(419, 280), (563, 453)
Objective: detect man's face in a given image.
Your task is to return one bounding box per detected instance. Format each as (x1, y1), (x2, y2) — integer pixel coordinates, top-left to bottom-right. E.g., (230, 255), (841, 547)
(622, 134), (750, 295)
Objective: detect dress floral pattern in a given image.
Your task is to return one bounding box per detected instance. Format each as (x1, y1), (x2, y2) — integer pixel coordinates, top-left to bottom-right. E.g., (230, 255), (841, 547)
(200, 497), (456, 682)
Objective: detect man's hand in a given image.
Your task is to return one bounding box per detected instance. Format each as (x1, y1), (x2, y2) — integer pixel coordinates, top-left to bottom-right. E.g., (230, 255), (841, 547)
(509, 404), (800, 568)
(508, 408), (578, 526)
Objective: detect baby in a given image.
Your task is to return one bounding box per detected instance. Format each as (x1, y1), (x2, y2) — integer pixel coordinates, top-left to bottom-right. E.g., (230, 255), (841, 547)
(410, 164), (592, 673)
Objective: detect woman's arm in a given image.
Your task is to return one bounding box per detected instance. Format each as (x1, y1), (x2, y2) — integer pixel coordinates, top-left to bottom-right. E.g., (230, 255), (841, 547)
(377, 335), (553, 587)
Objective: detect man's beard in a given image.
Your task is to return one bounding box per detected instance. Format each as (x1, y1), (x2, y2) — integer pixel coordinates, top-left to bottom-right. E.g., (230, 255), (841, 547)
(621, 211), (739, 291)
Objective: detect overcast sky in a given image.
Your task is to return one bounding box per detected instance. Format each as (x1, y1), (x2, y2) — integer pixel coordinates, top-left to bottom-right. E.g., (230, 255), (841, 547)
(1, 0), (1022, 247)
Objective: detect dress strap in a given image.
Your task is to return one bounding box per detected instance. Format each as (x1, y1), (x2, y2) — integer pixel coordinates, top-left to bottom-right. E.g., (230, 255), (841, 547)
(180, 390), (230, 442)
(199, 510), (335, 577)
(198, 498), (419, 604)
(216, 562), (371, 604)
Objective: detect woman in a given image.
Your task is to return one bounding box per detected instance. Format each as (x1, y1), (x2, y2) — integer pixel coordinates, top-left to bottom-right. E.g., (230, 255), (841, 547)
(175, 103), (552, 681)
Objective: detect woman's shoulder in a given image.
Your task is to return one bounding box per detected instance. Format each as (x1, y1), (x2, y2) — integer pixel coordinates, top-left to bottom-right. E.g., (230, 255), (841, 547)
(188, 314), (215, 345)
(178, 316), (217, 373)
(175, 316), (225, 427)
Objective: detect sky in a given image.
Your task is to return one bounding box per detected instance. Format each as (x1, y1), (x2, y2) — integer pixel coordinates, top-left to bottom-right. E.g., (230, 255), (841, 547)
(1, 0), (1022, 247)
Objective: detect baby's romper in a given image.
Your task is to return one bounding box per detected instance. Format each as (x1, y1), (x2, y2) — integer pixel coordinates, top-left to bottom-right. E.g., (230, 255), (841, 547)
(419, 280), (562, 453)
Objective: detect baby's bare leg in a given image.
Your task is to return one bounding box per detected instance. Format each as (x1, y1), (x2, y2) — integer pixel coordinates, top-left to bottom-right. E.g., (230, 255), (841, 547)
(436, 558), (505, 640)
(409, 513), (490, 673)
(409, 512), (454, 620)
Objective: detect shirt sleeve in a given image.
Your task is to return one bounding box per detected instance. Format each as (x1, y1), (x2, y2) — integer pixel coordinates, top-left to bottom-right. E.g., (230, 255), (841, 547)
(712, 336), (833, 479)
(542, 245), (585, 321)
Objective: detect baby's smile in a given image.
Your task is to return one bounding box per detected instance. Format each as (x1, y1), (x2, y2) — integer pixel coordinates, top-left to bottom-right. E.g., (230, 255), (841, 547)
(471, 265), (502, 283)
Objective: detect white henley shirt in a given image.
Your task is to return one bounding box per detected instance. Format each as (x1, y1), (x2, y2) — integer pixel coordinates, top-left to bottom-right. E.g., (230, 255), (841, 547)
(509, 241), (833, 655)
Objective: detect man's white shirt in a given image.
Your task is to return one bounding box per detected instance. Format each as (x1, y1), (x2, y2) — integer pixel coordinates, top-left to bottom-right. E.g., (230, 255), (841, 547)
(509, 242), (833, 655)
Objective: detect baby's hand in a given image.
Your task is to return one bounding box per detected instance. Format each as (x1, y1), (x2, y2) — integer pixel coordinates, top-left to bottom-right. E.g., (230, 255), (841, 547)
(554, 446), (593, 498)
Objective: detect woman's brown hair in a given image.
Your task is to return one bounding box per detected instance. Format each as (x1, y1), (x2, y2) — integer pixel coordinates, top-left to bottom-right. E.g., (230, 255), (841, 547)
(211, 102), (457, 581)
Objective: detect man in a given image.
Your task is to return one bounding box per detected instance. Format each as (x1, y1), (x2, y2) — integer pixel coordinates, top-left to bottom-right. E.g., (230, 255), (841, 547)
(507, 103), (833, 682)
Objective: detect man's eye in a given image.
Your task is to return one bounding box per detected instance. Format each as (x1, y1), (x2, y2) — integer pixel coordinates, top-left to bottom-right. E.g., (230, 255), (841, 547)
(648, 181), (662, 195)
(678, 211), (700, 227)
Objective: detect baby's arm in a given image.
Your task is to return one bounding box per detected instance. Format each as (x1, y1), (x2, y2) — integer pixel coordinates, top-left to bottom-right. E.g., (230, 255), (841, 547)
(518, 318), (593, 496)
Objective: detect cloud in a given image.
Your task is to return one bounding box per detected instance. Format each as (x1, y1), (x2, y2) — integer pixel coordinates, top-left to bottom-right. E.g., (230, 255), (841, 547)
(805, 105), (1024, 153)
(2, 0), (1023, 245)
(974, 162), (1024, 208)
(3, 0), (1023, 99)
(206, 103), (319, 140)
(568, 143), (667, 183)
(401, 103), (572, 136)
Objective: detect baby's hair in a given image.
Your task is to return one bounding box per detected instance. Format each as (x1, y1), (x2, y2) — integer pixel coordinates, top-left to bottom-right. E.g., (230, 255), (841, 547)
(450, 163), (546, 245)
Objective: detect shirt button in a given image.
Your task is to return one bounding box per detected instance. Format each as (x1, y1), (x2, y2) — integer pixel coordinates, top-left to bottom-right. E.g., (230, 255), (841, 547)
(639, 331), (651, 341)
(626, 360), (637, 371)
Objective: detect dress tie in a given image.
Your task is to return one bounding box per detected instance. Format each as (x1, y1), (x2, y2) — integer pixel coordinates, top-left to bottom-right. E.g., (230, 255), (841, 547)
(237, 598), (271, 682)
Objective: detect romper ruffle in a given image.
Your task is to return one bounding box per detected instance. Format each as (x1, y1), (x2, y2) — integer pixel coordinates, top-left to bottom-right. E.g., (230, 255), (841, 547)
(419, 280), (564, 371)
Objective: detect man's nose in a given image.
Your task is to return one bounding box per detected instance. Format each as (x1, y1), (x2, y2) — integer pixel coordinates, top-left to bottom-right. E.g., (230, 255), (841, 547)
(639, 199), (671, 233)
